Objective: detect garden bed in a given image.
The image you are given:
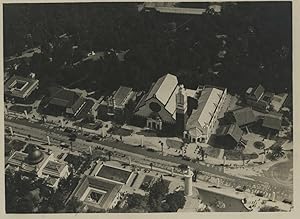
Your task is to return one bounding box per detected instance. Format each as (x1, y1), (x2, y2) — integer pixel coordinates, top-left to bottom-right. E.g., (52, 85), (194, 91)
(9, 105), (32, 113)
(108, 127), (133, 136)
(166, 139), (183, 149)
(205, 146), (221, 158)
(136, 130), (157, 137)
(254, 141), (265, 149)
(224, 150), (258, 161)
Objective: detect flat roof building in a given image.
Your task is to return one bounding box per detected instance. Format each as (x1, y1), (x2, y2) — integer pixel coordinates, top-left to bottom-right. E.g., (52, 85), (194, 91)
(70, 163), (134, 211)
(216, 123), (243, 148)
(262, 112), (283, 131)
(43, 87), (94, 119)
(4, 75), (39, 99)
(6, 146), (69, 189)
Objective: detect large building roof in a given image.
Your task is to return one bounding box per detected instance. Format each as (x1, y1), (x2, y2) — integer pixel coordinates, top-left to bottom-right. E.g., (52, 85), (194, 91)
(216, 123), (243, 143)
(73, 175), (122, 210)
(134, 74), (178, 121)
(48, 87), (81, 108)
(7, 150), (49, 173)
(109, 86), (133, 108)
(247, 84), (265, 101)
(227, 107), (256, 127)
(186, 87), (223, 133)
(146, 74), (178, 105)
(4, 75), (39, 99)
(42, 160), (68, 178)
(262, 112), (283, 131)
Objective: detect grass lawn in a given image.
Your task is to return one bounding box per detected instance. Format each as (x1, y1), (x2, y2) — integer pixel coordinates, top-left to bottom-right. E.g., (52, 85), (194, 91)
(9, 105), (32, 113)
(205, 146), (221, 158)
(108, 127), (133, 136)
(136, 130), (157, 137)
(224, 150), (258, 161)
(74, 121), (103, 130)
(166, 139), (183, 149)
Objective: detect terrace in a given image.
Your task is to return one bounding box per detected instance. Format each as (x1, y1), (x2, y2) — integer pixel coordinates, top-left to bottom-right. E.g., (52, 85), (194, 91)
(96, 164), (132, 184)
(72, 175), (123, 210)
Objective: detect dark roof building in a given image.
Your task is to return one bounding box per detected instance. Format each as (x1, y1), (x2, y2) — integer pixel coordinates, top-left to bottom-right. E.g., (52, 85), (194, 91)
(225, 107), (256, 127)
(4, 75), (39, 99)
(108, 86), (134, 109)
(45, 87), (93, 118)
(245, 84), (274, 112)
(246, 84), (265, 101)
(262, 112), (283, 131)
(48, 87), (81, 108)
(216, 124), (243, 148)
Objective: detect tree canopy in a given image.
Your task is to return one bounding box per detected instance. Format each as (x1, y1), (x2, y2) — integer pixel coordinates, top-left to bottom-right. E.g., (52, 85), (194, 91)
(4, 2), (292, 97)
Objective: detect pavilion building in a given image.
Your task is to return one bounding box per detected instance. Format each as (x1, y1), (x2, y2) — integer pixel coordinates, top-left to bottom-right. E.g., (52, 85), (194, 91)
(134, 73), (227, 142)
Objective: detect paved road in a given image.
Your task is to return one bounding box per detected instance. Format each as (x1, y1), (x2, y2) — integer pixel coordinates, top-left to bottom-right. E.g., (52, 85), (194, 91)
(5, 117), (293, 202)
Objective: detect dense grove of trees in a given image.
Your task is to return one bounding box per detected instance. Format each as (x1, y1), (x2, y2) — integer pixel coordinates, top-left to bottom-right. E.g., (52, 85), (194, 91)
(4, 2), (292, 96)
(5, 170), (82, 213)
(111, 177), (186, 213)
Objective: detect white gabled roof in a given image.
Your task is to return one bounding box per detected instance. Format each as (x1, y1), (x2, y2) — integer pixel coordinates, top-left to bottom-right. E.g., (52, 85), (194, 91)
(186, 87), (223, 133)
(146, 74), (178, 106)
(165, 85), (179, 119)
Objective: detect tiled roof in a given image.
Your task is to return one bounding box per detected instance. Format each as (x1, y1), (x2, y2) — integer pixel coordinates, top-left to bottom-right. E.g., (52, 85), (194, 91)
(109, 86), (133, 108)
(145, 74), (178, 106)
(42, 160), (67, 177)
(186, 87), (223, 133)
(253, 84), (265, 100)
(228, 107), (256, 127)
(48, 87), (87, 115)
(216, 123), (243, 143)
(262, 112), (282, 131)
(134, 74), (178, 120)
(48, 87), (81, 108)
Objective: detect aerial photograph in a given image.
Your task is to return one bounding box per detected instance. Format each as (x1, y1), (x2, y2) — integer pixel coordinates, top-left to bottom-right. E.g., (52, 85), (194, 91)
(3, 1), (293, 213)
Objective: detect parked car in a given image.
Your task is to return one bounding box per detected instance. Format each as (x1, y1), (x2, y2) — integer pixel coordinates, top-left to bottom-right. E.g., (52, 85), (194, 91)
(91, 135), (100, 140)
(86, 138), (92, 142)
(60, 142), (69, 148)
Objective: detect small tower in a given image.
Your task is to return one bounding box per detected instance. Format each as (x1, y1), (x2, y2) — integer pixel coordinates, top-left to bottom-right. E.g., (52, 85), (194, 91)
(184, 166), (193, 196)
(176, 84), (188, 135)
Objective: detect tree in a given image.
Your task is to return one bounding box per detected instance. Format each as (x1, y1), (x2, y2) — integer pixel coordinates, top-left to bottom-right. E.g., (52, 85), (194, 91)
(259, 206), (281, 212)
(193, 169), (200, 182)
(165, 191), (186, 212)
(148, 178), (169, 212)
(107, 151), (113, 161)
(271, 145), (285, 160)
(65, 197), (83, 213)
(178, 164), (188, 173)
(126, 193), (148, 210)
(201, 149), (205, 161)
(124, 98), (136, 124)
